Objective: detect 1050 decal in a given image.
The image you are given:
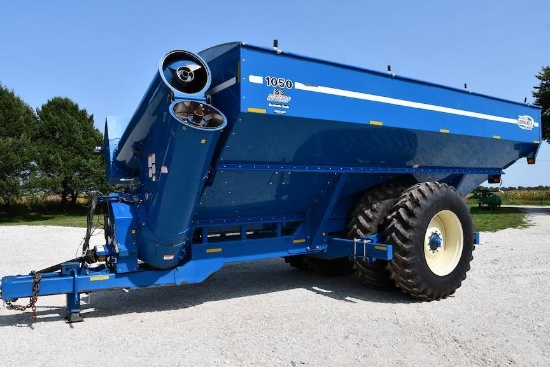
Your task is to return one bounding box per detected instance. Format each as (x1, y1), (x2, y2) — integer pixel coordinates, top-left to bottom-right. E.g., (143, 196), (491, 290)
(265, 76), (293, 89)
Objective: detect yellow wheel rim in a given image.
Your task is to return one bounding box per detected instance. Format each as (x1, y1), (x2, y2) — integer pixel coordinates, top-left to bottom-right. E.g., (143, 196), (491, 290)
(424, 210), (463, 276)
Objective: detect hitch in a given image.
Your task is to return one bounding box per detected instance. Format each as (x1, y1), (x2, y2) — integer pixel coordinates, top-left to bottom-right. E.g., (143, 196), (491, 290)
(61, 262), (83, 323)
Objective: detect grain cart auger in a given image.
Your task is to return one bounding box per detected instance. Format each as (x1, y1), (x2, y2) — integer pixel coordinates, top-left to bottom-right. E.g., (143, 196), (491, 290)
(1, 42), (542, 322)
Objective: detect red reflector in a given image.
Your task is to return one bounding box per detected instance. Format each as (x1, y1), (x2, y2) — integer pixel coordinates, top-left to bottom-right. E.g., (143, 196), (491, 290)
(488, 175), (501, 184)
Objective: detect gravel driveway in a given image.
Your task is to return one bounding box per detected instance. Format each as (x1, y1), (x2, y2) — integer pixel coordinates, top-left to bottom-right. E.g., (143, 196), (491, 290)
(1, 207), (549, 366)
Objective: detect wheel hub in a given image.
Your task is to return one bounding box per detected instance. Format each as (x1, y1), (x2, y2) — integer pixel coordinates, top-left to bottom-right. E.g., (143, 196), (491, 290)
(428, 232), (442, 252)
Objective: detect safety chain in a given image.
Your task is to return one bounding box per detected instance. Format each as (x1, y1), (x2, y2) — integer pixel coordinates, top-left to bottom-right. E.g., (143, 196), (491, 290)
(5, 271), (42, 321)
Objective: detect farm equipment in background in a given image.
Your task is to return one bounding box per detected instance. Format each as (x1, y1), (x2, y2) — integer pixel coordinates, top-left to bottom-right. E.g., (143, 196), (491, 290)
(472, 189), (503, 209)
(1, 42), (541, 322)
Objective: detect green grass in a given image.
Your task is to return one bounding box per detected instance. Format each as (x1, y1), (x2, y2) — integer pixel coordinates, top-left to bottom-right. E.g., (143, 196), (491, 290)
(469, 206), (528, 232)
(465, 188), (550, 231)
(0, 203), (88, 227)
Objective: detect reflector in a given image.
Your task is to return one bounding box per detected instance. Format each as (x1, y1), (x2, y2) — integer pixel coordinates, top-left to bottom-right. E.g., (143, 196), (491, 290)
(488, 174), (501, 184)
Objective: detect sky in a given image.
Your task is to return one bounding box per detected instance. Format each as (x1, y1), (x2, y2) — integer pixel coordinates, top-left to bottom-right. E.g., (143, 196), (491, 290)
(1, 0), (549, 187)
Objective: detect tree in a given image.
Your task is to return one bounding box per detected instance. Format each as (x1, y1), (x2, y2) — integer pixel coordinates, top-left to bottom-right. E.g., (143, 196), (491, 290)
(0, 84), (38, 204)
(533, 66), (550, 142)
(36, 97), (104, 207)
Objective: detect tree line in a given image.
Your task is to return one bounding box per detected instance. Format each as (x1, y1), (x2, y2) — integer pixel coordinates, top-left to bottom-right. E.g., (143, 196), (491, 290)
(0, 84), (104, 207)
(475, 186), (550, 193)
(534, 66), (550, 143)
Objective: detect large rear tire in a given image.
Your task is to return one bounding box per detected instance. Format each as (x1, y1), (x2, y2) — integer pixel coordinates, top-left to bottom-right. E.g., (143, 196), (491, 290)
(384, 182), (474, 300)
(347, 181), (411, 289)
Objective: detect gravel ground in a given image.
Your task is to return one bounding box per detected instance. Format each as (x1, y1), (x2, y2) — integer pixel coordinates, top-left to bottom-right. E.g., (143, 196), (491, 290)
(1, 207), (549, 366)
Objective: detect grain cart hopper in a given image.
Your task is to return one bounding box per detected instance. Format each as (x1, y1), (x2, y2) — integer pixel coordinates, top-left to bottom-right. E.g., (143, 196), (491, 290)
(1, 42), (541, 322)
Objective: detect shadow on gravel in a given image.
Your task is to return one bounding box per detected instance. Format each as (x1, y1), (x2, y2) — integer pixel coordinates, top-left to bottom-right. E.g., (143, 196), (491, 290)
(517, 206), (550, 215)
(1, 259), (415, 325)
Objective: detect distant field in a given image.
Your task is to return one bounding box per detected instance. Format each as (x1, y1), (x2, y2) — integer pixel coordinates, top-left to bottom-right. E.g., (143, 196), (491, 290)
(467, 188), (549, 231)
(498, 190), (550, 205)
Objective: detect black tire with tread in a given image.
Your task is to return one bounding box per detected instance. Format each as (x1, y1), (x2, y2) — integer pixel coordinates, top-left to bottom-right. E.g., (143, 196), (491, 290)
(284, 255), (310, 271)
(303, 256), (353, 276)
(384, 182), (474, 301)
(347, 181), (412, 289)
(284, 253), (352, 276)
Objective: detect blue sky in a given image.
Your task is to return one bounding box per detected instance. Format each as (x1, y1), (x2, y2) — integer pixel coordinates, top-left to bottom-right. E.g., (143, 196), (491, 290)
(1, 0), (549, 187)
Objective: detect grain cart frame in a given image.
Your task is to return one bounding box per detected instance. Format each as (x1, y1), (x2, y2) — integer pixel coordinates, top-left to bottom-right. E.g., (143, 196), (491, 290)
(1, 42), (541, 322)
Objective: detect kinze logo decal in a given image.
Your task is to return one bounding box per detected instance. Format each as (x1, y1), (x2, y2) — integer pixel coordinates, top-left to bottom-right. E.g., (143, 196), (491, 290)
(517, 115), (535, 130)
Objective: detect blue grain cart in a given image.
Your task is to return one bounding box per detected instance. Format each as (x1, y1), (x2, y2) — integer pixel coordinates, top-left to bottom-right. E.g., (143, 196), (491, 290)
(1, 42), (542, 321)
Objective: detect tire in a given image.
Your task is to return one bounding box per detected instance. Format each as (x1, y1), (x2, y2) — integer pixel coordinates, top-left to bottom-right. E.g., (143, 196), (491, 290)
(284, 255), (310, 271)
(384, 182), (474, 301)
(347, 181), (411, 289)
(284, 255), (352, 276)
(303, 256), (354, 276)
(284, 253), (352, 276)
